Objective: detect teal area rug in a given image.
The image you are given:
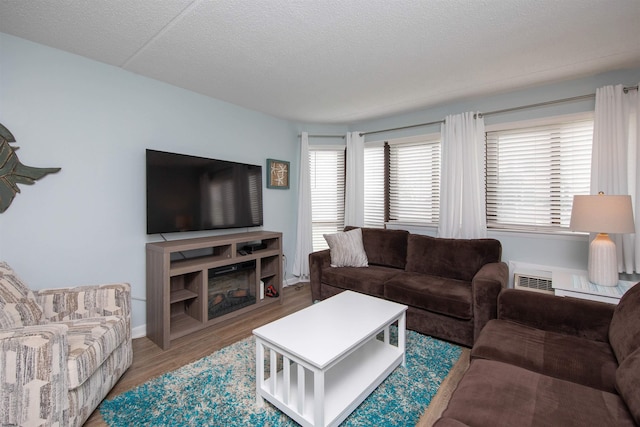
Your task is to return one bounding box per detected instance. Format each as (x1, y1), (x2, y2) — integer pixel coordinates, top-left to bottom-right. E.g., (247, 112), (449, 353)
(101, 330), (461, 426)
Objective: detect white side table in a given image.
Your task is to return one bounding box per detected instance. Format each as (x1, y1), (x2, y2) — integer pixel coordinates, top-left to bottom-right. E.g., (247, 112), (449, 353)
(552, 271), (637, 304)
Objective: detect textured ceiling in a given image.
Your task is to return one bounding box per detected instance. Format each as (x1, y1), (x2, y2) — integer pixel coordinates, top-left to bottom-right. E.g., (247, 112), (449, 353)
(1, 0), (639, 124)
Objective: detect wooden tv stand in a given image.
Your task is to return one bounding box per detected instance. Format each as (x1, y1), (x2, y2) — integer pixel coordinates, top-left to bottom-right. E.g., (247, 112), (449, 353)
(146, 231), (283, 350)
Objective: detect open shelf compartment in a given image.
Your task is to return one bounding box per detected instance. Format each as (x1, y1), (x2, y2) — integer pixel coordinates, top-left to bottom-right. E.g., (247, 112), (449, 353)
(258, 338), (403, 427)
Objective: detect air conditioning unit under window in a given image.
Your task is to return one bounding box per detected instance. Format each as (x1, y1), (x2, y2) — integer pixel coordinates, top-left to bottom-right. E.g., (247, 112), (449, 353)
(514, 273), (554, 294)
(509, 261), (555, 295)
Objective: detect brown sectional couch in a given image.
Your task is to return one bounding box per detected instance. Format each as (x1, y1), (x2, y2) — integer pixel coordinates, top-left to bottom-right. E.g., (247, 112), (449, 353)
(436, 285), (640, 426)
(309, 227), (509, 347)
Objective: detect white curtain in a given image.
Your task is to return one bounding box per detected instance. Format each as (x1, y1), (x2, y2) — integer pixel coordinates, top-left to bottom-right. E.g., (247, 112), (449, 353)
(438, 112), (487, 239)
(292, 132), (313, 281)
(592, 84), (640, 273)
(344, 131), (365, 227)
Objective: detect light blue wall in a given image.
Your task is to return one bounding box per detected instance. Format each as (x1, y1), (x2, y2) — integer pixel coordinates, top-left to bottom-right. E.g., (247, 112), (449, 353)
(350, 68), (640, 139)
(0, 33), (299, 332)
(2, 31), (639, 333)
(349, 67), (640, 274)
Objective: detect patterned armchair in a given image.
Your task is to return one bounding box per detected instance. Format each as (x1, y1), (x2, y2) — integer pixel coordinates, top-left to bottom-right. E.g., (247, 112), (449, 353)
(0, 262), (132, 426)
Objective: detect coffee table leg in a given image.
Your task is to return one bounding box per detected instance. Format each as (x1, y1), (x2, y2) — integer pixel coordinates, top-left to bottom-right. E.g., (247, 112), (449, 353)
(256, 339), (264, 407)
(398, 312), (406, 366)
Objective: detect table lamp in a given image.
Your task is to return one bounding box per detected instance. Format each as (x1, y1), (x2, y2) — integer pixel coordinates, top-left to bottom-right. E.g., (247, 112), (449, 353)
(570, 193), (635, 286)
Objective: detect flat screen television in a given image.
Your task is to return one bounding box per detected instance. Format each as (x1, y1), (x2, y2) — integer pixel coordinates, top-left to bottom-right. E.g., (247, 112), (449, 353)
(146, 149), (263, 234)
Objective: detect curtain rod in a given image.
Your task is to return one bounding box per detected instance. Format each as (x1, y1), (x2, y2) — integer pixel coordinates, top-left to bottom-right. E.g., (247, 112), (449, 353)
(359, 85), (638, 137)
(476, 93), (595, 118)
(359, 120), (443, 137)
(297, 134), (345, 138)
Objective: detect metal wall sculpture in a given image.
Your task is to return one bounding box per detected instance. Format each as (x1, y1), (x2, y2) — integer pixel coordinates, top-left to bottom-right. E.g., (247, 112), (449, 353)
(0, 123), (61, 213)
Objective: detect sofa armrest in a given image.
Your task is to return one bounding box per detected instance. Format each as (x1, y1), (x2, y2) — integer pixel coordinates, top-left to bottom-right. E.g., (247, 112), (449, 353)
(472, 261), (509, 343)
(497, 288), (615, 342)
(0, 324), (69, 426)
(309, 249), (331, 301)
(35, 282), (131, 323)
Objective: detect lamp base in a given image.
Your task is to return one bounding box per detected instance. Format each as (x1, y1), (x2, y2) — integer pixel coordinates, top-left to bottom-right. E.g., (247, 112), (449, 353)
(588, 233), (619, 287)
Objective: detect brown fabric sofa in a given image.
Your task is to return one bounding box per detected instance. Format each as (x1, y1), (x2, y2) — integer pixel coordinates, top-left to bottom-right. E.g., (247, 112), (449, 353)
(309, 227), (508, 347)
(435, 285), (640, 426)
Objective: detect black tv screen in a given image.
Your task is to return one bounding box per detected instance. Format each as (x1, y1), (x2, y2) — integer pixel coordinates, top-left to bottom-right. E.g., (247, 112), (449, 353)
(146, 149), (263, 234)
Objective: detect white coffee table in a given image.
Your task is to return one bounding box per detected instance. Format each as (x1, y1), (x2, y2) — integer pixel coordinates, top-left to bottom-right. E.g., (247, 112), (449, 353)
(253, 290), (407, 427)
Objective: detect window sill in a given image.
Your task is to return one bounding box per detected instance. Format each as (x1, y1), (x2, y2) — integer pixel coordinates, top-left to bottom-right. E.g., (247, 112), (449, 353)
(487, 228), (588, 242)
(385, 221), (438, 235)
(384, 222), (588, 242)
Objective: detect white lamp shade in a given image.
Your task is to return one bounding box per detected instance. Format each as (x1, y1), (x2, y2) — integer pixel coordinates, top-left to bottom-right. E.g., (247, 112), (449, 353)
(570, 195), (635, 234)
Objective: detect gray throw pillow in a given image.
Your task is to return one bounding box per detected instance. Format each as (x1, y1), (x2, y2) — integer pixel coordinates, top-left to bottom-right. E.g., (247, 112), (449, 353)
(323, 228), (369, 267)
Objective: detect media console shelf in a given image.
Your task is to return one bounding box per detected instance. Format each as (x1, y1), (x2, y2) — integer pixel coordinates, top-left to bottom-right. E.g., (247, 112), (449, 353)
(146, 230), (283, 350)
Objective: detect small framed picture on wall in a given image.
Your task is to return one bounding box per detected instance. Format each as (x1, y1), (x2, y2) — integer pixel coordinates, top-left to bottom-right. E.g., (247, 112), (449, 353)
(266, 158), (290, 189)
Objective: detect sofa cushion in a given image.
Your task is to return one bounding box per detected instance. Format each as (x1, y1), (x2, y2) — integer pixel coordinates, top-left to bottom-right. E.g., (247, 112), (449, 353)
(63, 315), (129, 389)
(616, 347), (640, 425)
(497, 288), (614, 343)
(472, 319), (619, 392)
(35, 283), (131, 321)
(609, 282), (640, 364)
(0, 262), (43, 328)
(321, 265), (401, 298)
(440, 359), (636, 427)
(405, 235), (501, 282)
(346, 227), (409, 269)
(324, 228), (368, 267)
(384, 273), (472, 320)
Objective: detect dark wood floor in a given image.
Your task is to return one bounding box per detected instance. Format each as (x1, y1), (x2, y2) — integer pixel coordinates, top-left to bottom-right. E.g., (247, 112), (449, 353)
(85, 283), (313, 426)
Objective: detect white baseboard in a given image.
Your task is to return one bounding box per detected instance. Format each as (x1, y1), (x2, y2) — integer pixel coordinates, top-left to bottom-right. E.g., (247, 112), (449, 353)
(284, 276), (310, 287)
(131, 324), (146, 339)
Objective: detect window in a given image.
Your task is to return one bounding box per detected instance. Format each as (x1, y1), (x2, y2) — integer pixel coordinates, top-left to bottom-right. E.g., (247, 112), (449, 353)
(309, 147), (345, 251)
(485, 116), (593, 232)
(364, 135), (441, 227)
(364, 143), (385, 228)
(389, 138), (441, 225)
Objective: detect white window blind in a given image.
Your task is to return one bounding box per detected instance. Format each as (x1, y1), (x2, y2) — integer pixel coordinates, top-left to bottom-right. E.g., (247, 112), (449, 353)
(389, 140), (440, 225)
(486, 118), (593, 231)
(364, 144), (385, 228)
(309, 147), (345, 251)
